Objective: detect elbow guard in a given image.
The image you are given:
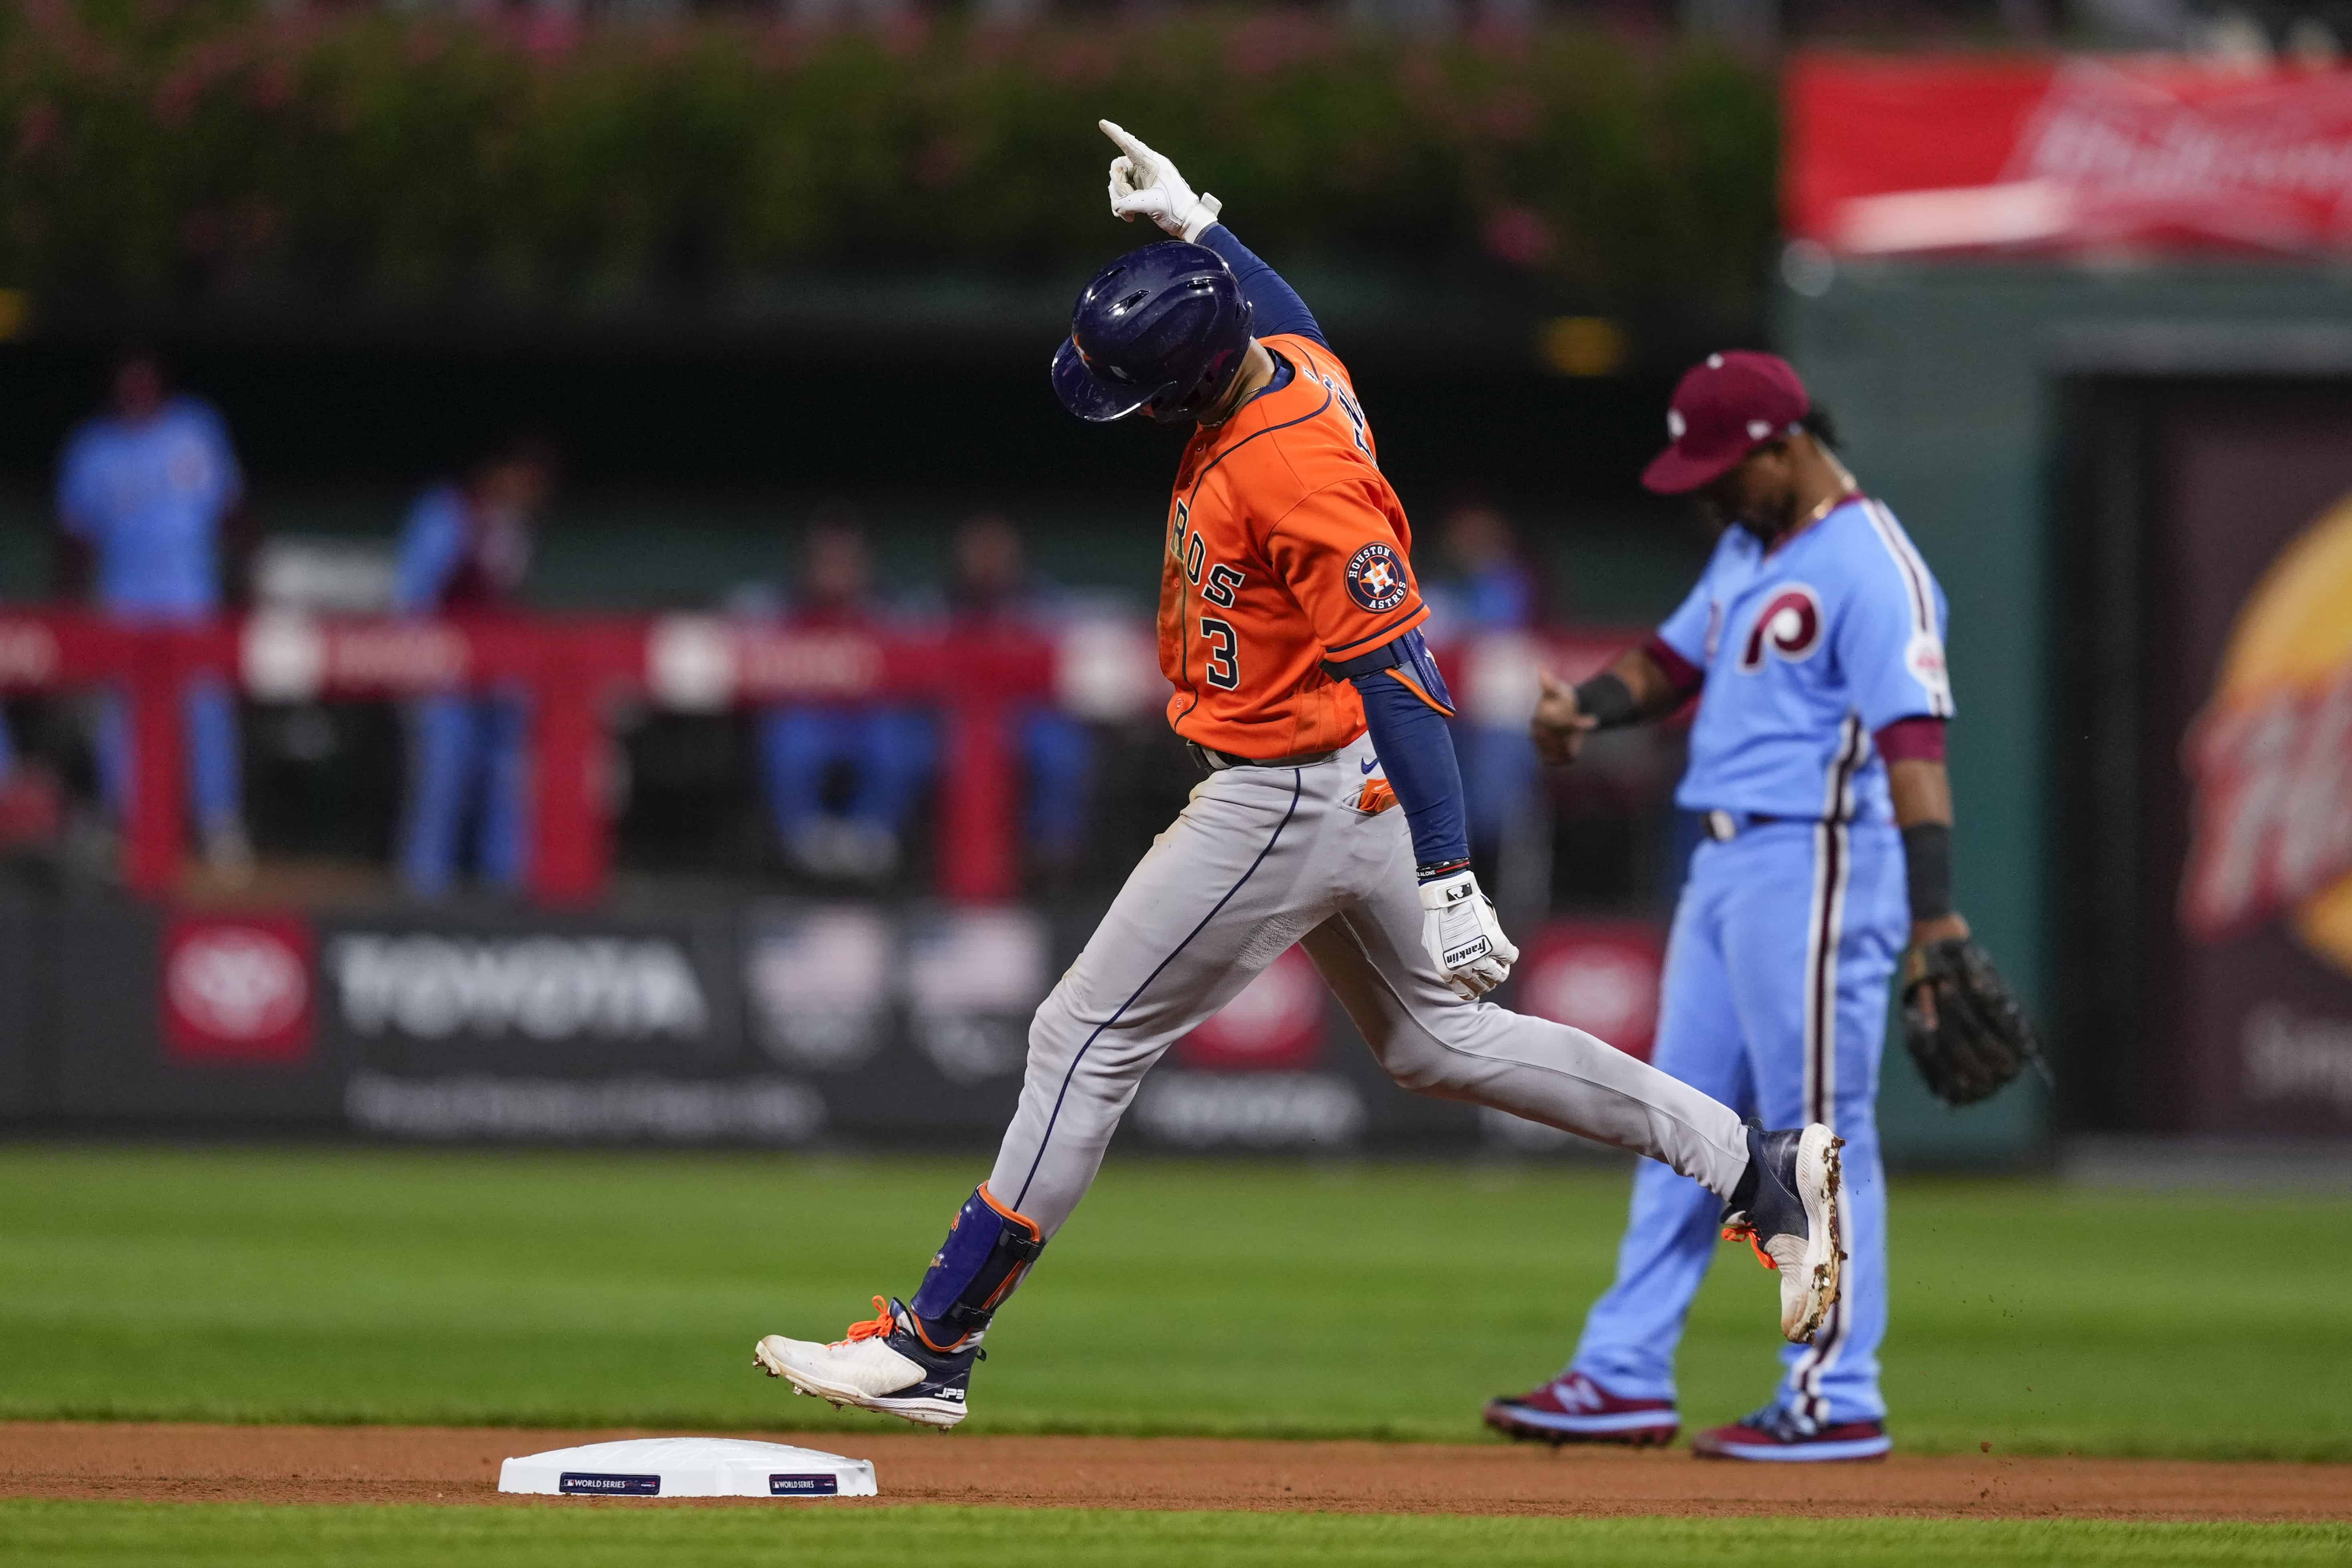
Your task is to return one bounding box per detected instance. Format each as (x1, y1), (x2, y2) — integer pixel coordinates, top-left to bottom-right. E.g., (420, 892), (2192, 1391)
(1324, 628), (1455, 716)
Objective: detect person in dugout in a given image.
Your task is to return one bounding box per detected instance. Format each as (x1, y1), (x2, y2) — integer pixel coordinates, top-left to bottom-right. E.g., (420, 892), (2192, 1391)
(757, 515), (933, 883)
(391, 436), (555, 899)
(1427, 500), (1547, 860)
(928, 513), (1094, 881)
(54, 346), (254, 883)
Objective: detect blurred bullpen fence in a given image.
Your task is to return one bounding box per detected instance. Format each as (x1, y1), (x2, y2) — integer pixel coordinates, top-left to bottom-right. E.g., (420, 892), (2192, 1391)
(0, 5), (1774, 323)
(0, 609), (1632, 904)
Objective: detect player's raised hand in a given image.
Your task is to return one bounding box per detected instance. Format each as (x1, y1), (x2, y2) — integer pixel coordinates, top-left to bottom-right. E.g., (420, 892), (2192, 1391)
(1530, 667), (1598, 768)
(1100, 120), (1223, 243)
(1419, 868), (1519, 1001)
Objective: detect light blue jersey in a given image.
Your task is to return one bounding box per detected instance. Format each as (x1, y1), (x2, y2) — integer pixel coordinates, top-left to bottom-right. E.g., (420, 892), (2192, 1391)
(56, 396), (242, 616)
(1559, 491), (1955, 1441)
(1656, 497), (1952, 826)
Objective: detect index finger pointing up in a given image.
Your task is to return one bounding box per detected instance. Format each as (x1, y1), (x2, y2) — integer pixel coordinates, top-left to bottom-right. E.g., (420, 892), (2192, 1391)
(1099, 120), (1153, 163)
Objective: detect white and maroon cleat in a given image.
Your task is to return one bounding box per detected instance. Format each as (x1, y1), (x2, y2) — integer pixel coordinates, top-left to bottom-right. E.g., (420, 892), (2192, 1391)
(1483, 1371), (1678, 1447)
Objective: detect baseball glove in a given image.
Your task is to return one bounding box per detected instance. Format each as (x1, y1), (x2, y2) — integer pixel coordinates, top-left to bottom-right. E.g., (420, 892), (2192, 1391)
(1900, 938), (2049, 1107)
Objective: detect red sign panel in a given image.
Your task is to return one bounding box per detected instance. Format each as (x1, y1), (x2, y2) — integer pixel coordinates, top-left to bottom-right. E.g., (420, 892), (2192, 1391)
(1175, 944), (1326, 1072)
(1788, 55), (2352, 258)
(1514, 921), (1665, 1063)
(161, 914), (316, 1065)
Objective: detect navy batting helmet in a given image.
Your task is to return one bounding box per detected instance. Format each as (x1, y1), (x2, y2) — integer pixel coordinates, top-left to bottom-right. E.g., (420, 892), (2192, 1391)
(1051, 241), (1254, 425)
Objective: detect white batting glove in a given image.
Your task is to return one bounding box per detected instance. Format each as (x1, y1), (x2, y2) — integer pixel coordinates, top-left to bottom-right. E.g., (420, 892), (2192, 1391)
(1100, 119), (1223, 243)
(1418, 868), (1519, 1001)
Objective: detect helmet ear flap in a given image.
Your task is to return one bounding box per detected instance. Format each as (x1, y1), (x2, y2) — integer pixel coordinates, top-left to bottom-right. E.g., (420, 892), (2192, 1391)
(1151, 298), (1256, 424)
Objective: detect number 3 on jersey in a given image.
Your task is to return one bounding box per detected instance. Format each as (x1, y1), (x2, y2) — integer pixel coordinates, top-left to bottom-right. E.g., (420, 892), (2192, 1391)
(1198, 616), (1239, 690)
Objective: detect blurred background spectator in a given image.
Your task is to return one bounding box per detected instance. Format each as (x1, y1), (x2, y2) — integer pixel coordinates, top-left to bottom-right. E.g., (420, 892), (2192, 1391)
(1425, 500), (1547, 866)
(392, 435), (555, 899)
(758, 514), (932, 884)
(54, 348), (251, 884)
(932, 513), (1096, 884)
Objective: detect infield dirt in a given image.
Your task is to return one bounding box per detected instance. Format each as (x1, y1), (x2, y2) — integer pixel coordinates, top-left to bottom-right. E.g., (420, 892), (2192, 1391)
(2, 1423), (2346, 1522)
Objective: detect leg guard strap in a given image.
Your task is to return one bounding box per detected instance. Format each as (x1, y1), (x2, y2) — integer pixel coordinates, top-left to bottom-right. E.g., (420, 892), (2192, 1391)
(908, 1185), (1044, 1351)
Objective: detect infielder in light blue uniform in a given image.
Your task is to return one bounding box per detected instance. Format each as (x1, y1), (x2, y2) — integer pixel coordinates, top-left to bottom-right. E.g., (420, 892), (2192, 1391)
(55, 350), (248, 874)
(1489, 352), (1968, 1462)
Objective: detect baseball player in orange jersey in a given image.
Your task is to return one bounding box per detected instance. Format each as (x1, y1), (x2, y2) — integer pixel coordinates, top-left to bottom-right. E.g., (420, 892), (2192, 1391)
(752, 123), (1849, 1428)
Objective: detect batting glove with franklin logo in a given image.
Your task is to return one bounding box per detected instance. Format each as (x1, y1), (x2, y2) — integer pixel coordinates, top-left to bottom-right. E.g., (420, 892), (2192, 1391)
(1418, 868), (1518, 1000)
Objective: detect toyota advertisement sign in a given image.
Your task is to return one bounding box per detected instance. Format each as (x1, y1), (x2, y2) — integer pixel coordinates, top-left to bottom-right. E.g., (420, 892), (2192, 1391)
(0, 896), (1666, 1152)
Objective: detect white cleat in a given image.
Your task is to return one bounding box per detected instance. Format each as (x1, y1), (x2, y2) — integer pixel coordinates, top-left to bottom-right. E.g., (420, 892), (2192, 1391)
(753, 1296), (974, 1430)
(1724, 1123), (1847, 1344)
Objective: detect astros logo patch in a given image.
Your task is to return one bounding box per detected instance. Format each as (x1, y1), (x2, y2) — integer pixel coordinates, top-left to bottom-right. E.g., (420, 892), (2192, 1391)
(1345, 542), (1409, 613)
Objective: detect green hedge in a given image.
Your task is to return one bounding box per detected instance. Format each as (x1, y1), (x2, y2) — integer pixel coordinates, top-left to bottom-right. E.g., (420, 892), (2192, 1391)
(0, 4), (1776, 315)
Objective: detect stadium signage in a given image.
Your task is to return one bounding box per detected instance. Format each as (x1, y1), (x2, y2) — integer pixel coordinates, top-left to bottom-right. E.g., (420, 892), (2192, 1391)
(645, 617), (887, 709)
(1789, 56), (2352, 257)
(161, 915), (315, 1063)
(2158, 439), (2352, 1136)
(2181, 494), (2352, 971)
(242, 611), (470, 702)
(328, 933), (710, 1041)
(1132, 1071), (1366, 1148)
(1515, 921), (1664, 1063)
(1173, 945), (1325, 1072)
(344, 1072), (823, 1144)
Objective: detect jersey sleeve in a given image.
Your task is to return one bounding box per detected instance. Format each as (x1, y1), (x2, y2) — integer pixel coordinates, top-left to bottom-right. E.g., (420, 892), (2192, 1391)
(1654, 562), (1716, 670)
(1199, 225), (1325, 347)
(1837, 525), (1955, 731)
(1265, 478), (1430, 664)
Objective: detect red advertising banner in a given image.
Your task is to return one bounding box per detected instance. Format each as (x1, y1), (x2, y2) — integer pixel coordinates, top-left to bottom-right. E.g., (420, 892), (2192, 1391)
(161, 914), (316, 1065)
(1175, 945), (1327, 1073)
(1513, 920), (1666, 1063)
(1787, 54), (2352, 257)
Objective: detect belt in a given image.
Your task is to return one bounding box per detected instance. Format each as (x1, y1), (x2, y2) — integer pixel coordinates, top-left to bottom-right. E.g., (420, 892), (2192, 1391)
(1187, 742), (1338, 774)
(1702, 809), (1800, 842)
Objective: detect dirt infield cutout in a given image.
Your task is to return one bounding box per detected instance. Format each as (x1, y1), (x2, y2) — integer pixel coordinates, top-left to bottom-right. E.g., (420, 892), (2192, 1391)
(2, 1423), (2346, 1521)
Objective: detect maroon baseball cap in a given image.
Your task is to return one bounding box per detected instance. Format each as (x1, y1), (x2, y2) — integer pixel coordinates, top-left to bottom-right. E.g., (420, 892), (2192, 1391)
(1640, 351), (1810, 495)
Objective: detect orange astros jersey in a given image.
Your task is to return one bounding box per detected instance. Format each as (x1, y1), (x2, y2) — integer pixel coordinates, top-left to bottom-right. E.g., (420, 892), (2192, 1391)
(1159, 334), (1428, 758)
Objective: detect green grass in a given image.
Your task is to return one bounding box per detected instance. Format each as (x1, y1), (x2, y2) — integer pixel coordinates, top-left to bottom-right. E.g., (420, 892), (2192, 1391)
(2, 1145), (2348, 1459)
(0, 1503), (2344, 1568)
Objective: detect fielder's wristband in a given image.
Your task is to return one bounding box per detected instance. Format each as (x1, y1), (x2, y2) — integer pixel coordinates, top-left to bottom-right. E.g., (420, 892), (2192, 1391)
(1573, 672), (1640, 729)
(1901, 822), (1954, 922)
(1417, 857), (1471, 884)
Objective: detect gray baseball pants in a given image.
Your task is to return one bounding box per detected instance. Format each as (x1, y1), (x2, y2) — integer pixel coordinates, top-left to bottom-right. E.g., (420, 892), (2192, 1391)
(986, 735), (1752, 1234)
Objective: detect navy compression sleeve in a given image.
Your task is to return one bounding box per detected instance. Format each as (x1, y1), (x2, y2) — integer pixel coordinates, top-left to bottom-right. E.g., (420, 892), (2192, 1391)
(1199, 225), (1326, 347)
(1326, 629), (1469, 878)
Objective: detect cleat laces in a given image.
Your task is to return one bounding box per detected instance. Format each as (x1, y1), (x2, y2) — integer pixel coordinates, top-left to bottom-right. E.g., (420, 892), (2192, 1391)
(837, 1295), (898, 1346)
(1721, 1220), (1776, 1271)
